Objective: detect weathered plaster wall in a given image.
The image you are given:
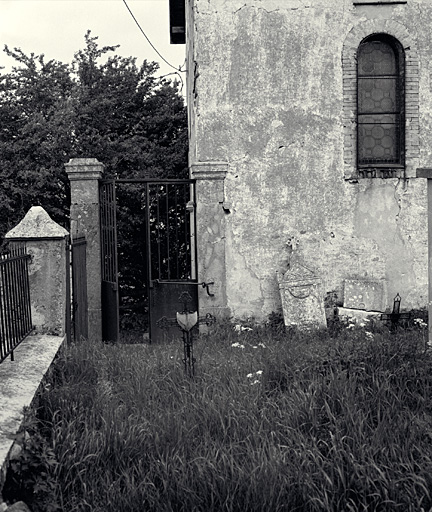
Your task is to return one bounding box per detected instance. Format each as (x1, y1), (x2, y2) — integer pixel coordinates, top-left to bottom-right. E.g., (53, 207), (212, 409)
(188, 0), (431, 321)
(5, 207), (69, 335)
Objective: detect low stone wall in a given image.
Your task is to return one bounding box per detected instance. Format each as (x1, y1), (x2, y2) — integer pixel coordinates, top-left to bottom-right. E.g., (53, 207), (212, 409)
(0, 334), (65, 508)
(0, 206), (70, 508)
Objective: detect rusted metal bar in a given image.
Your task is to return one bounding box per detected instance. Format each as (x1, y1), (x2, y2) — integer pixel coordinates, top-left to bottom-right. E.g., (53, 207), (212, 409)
(156, 185), (162, 280)
(71, 235), (88, 341)
(166, 184), (171, 280)
(174, 186), (180, 279)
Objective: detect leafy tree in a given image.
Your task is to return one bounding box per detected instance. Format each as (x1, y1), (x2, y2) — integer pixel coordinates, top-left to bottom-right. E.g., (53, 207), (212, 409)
(0, 31), (188, 237)
(0, 47), (75, 234)
(0, 32), (188, 335)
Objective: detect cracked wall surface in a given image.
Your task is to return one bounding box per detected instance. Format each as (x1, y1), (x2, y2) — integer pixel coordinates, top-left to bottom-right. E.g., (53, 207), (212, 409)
(188, 0), (431, 321)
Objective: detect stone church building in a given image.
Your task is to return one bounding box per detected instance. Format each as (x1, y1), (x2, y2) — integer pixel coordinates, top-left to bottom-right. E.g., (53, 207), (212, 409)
(170, 0), (431, 325)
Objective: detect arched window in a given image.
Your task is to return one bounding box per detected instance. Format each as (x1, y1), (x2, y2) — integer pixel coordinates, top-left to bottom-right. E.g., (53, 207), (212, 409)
(357, 34), (405, 173)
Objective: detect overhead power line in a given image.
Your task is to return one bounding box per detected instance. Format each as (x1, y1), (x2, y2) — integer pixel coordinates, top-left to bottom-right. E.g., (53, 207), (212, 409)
(122, 0), (185, 73)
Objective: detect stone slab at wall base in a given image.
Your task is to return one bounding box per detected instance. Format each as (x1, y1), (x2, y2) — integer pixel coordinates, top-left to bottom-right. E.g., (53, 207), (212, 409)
(0, 335), (65, 498)
(344, 279), (387, 312)
(337, 307), (382, 325)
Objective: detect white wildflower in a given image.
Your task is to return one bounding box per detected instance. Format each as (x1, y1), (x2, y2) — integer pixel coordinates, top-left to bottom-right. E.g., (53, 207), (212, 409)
(251, 379), (260, 385)
(231, 342), (245, 349)
(414, 318), (427, 329)
(256, 370), (263, 375)
(234, 324), (253, 333)
(365, 331), (374, 340)
(246, 373), (253, 378)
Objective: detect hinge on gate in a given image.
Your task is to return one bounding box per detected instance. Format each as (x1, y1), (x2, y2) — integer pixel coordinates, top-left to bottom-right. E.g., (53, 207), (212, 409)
(186, 200), (195, 213)
(198, 281), (215, 297)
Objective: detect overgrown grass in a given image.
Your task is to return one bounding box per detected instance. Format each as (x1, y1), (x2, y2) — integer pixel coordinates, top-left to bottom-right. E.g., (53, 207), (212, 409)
(4, 321), (432, 511)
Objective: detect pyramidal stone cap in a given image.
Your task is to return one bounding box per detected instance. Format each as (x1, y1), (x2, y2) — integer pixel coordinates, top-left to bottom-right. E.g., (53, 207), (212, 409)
(5, 206), (68, 240)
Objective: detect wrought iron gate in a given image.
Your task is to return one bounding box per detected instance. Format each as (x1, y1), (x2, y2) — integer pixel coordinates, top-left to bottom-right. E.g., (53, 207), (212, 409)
(100, 181), (119, 342)
(100, 179), (197, 343)
(144, 180), (197, 342)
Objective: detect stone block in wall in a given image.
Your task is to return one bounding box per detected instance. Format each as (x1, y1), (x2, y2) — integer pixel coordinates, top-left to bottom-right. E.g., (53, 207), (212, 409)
(343, 279), (387, 311)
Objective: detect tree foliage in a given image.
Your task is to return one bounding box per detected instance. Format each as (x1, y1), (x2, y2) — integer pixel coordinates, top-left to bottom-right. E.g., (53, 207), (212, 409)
(0, 31), (188, 238)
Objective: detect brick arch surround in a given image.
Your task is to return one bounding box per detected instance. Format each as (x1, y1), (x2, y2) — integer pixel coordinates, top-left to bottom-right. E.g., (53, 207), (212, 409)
(342, 19), (419, 179)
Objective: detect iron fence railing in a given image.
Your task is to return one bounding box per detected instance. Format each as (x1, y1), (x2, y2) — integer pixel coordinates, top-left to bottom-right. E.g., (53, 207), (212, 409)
(0, 245), (33, 362)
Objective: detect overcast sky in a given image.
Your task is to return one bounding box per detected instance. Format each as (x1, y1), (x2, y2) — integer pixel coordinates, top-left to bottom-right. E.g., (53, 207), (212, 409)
(0, 0), (185, 79)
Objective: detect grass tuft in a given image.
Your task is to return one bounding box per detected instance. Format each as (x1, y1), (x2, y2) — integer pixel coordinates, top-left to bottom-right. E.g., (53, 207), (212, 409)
(4, 323), (432, 511)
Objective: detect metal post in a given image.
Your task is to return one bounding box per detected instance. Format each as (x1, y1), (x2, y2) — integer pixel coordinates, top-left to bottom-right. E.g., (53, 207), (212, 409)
(416, 168), (432, 345)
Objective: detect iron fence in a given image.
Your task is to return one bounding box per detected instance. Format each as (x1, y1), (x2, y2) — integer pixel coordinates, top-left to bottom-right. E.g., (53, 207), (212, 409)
(0, 245), (33, 362)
